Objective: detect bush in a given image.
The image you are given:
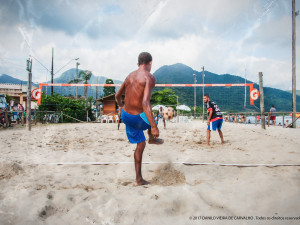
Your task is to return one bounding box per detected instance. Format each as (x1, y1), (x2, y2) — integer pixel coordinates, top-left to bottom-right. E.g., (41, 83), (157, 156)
(38, 93), (95, 122)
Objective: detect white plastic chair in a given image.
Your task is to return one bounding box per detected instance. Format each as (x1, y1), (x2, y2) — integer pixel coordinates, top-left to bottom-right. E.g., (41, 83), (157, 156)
(108, 115), (113, 123)
(101, 115), (107, 123)
(115, 115), (119, 123)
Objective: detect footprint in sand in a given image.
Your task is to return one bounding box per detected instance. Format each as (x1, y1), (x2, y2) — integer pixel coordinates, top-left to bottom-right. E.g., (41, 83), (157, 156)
(38, 204), (56, 221)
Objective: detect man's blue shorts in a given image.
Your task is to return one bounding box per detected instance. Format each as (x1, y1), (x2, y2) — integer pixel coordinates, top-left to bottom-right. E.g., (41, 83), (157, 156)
(121, 109), (156, 144)
(207, 118), (223, 131)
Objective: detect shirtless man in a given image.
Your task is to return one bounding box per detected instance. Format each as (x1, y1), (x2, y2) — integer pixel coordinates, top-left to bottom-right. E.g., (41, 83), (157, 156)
(115, 52), (162, 186)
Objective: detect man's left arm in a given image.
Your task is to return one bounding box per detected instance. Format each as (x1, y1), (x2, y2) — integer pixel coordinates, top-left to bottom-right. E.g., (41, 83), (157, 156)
(142, 76), (159, 137)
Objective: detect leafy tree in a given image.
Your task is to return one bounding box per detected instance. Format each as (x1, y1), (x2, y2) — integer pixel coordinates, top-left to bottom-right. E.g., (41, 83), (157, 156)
(69, 70), (92, 99)
(38, 93), (95, 122)
(150, 88), (177, 106)
(103, 79), (116, 97)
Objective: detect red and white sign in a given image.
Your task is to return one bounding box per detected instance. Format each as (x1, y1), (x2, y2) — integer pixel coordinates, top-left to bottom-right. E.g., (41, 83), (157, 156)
(31, 88), (41, 100)
(250, 89), (259, 101)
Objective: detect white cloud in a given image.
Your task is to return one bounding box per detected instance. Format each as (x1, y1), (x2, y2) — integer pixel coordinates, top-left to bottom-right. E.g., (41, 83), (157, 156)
(0, 0), (299, 91)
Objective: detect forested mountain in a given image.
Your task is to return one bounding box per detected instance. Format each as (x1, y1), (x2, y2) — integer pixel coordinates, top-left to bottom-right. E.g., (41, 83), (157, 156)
(153, 63), (299, 112)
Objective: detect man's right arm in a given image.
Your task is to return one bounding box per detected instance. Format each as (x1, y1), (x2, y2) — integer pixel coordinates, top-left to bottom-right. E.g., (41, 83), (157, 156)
(142, 75), (159, 137)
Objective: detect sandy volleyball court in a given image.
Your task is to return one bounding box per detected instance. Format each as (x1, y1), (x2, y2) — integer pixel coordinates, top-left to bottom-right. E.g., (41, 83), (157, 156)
(0, 121), (299, 225)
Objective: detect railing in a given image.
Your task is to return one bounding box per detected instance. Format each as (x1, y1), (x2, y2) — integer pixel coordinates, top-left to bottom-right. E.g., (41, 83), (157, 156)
(1, 110), (299, 129)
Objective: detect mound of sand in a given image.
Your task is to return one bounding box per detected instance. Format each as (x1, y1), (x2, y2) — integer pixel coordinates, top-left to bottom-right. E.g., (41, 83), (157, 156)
(151, 162), (186, 186)
(0, 162), (23, 180)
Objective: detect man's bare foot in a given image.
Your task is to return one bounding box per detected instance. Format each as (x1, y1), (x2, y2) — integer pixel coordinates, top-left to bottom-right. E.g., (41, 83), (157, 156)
(148, 138), (164, 144)
(134, 179), (150, 186)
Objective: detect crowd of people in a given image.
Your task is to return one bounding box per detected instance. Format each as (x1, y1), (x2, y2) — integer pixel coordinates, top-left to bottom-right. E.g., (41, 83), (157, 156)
(0, 103), (25, 127)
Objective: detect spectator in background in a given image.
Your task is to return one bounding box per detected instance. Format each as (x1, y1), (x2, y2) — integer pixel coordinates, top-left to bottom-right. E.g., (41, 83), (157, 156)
(231, 114), (235, 122)
(269, 105), (276, 126)
(4, 107), (12, 127)
(0, 107), (12, 127)
(18, 103), (24, 124)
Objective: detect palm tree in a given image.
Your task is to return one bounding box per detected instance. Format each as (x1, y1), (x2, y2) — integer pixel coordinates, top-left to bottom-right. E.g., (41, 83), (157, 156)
(69, 70), (92, 99)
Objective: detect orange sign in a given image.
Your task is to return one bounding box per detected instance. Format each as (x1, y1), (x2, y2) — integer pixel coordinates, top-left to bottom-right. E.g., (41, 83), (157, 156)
(250, 89), (259, 101)
(31, 88), (41, 101)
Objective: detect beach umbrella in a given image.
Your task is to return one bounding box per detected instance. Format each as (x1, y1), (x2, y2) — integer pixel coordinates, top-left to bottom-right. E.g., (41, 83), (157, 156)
(176, 105), (191, 111)
(152, 105), (166, 110)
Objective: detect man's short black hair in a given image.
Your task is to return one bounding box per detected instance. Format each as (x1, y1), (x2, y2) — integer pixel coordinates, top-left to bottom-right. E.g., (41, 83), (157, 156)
(271, 105), (274, 107)
(204, 94), (209, 97)
(138, 52), (152, 66)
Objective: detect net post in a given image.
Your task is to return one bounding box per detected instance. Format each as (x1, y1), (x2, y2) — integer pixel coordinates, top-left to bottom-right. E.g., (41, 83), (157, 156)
(259, 72), (265, 129)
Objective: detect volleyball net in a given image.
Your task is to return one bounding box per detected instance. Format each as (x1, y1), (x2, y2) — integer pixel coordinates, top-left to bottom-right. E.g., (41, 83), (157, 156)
(34, 83), (259, 111)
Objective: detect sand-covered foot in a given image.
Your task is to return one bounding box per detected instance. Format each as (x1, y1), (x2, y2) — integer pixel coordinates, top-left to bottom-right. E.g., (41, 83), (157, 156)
(148, 138), (164, 145)
(134, 179), (150, 186)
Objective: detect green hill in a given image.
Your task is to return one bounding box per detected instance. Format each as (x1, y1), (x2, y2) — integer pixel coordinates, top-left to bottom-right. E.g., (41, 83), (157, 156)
(153, 63), (300, 112)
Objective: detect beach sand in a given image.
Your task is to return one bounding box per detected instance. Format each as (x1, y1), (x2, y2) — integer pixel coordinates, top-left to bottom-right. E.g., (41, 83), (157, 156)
(0, 121), (299, 225)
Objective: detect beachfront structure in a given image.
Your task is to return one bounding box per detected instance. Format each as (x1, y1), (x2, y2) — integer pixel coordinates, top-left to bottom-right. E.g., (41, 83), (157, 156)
(0, 83), (38, 106)
(96, 93), (124, 118)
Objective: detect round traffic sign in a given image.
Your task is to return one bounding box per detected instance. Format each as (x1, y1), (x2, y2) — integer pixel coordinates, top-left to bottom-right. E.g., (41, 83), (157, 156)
(250, 89), (259, 100)
(31, 88), (41, 100)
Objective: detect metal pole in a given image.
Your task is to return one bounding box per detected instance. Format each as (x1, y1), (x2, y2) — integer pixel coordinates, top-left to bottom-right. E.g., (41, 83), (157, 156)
(26, 58), (32, 131)
(244, 68), (247, 109)
(51, 48), (54, 95)
(202, 66), (205, 122)
(259, 72), (265, 129)
(76, 61), (80, 99)
(177, 96), (179, 123)
(193, 73), (196, 117)
(96, 77), (98, 100)
(292, 0), (298, 128)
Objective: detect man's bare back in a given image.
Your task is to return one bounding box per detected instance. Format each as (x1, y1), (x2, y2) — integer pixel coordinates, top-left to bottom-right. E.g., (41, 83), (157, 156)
(116, 60), (158, 137)
(115, 52), (162, 186)
(122, 70), (155, 115)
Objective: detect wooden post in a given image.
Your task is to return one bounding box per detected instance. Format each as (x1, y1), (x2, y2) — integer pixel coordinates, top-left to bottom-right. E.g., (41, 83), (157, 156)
(268, 112), (270, 127)
(86, 111), (88, 122)
(61, 111), (63, 123)
(245, 113), (247, 125)
(259, 72), (265, 129)
(283, 113), (285, 128)
(21, 112), (24, 126)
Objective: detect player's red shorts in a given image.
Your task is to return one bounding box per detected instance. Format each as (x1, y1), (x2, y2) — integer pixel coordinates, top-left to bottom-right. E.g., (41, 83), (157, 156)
(270, 116), (276, 121)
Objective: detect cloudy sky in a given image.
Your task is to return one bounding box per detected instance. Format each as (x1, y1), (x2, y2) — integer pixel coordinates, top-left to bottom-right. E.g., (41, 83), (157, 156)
(0, 0), (299, 90)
